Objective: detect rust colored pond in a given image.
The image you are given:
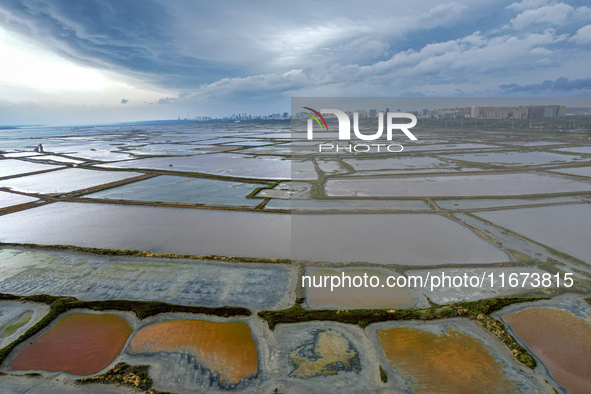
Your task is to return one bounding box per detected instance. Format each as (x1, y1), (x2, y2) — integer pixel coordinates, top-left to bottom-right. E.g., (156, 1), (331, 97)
(128, 319), (258, 385)
(10, 313), (132, 376)
(504, 307), (591, 394)
(378, 326), (515, 393)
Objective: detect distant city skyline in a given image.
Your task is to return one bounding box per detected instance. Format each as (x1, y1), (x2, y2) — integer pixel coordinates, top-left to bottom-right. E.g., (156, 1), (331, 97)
(1, 0), (591, 125)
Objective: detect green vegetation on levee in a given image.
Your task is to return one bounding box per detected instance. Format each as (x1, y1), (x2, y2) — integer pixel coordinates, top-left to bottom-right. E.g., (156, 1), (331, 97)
(379, 365), (388, 383)
(0, 293), (250, 365)
(0, 242), (292, 265)
(0, 311), (33, 339)
(78, 362), (175, 394)
(258, 297), (539, 369)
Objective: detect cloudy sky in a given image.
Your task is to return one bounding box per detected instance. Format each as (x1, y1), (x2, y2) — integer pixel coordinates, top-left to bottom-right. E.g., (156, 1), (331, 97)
(0, 0), (590, 125)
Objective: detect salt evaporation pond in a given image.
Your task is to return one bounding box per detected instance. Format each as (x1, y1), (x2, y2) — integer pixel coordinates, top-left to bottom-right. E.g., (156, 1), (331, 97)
(343, 156), (465, 172)
(0, 191), (37, 209)
(0, 248), (290, 310)
(441, 151), (585, 166)
(434, 195), (586, 210)
(476, 204), (591, 264)
(0, 311), (33, 339)
(128, 319), (258, 386)
(97, 153), (316, 180)
(378, 326), (515, 392)
(555, 146), (591, 155)
(84, 175), (266, 207)
(10, 313), (132, 376)
(27, 155), (85, 164)
(1, 152), (43, 158)
(402, 143), (494, 152)
(0, 301), (50, 349)
(503, 308), (591, 394)
(0, 168), (143, 194)
(0, 159), (62, 178)
(118, 143), (211, 156)
(549, 166), (591, 178)
(0, 202), (507, 264)
(305, 269), (417, 309)
(500, 140), (564, 146)
(325, 172), (591, 197)
(41, 141), (134, 161)
(406, 267), (555, 303)
(267, 198), (430, 211)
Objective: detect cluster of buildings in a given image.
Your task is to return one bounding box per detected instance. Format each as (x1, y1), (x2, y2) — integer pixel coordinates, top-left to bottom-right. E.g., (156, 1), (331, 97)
(226, 112), (289, 120)
(179, 112), (290, 122)
(185, 105), (587, 123)
(296, 105), (569, 120)
(427, 105), (566, 119)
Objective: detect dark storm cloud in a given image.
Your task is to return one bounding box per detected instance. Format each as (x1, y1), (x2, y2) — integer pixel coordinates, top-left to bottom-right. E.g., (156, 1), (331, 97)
(0, 0), (233, 86)
(1, 0), (591, 124)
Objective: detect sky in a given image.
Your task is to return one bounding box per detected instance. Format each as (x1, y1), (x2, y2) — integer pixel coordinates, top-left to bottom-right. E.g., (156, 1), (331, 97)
(0, 0), (590, 125)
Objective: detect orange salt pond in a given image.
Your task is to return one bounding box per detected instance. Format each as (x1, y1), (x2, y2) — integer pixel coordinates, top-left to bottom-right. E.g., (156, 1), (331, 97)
(10, 313), (132, 376)
(128, 319), (258, 386)
(378, 326), (515, 393)
(504, 307), (591, 394)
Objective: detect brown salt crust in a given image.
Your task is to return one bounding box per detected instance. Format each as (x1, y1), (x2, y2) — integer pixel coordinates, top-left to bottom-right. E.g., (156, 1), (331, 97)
(366, 318), (555, 393)
(127, 319), (258, 386)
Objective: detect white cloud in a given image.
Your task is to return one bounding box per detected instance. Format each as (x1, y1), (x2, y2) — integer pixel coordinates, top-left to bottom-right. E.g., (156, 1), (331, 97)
(420, 2), (468, 27)
(362, 29), (564, 78)
(510, 3), (574, 29)
(185, 28), (568, 100)
(571, 24), (591, 44)
(506, 0), (550, 12)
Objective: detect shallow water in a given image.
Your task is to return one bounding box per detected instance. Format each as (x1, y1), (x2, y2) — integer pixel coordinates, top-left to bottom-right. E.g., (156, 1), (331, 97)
(0, 168), (142, 194)
(27, 155), (85, 164)
(378, 326), (515, 393)
(403, 143), (494, 152)
(268, 198), (430, 211)
(305, 269), (417, 309)
(555, 146), (591, 155)
(441, 151), (585, 166)
(0, 202), (291, 260)
(549, 166), (591, 178)
(1, 152), (43, 158)
(476, 204), (591, 264)
(434, 195), (586, 210)
(503, 307), (591, 394)
(344, 156), (464, 172)
(10, 313), (132, 376)
(0, 203), (507, 264)
(84, 175), (266, 207)
(0, 191), (38, 209)
(290, 213), (507, 264)
(128, 319), (258, 386)
(0, 159), (63, 178)
(325, 172), (591, 197)
(98, 153), (314, 180)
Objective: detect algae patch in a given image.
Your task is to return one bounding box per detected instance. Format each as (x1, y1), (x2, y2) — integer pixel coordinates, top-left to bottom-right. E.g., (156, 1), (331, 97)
(0, 310), (33, 338)
(289, 329), (361, 378)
